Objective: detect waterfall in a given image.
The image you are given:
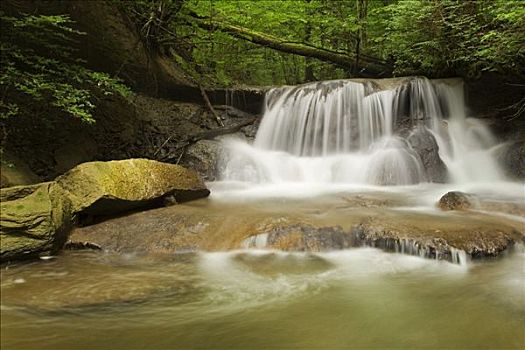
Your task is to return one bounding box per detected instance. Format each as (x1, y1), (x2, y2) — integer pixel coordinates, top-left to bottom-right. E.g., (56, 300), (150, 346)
(221, 77), (505, 186)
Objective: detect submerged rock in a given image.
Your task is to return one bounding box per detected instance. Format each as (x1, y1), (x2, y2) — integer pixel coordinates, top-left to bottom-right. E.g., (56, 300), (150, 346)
(407, 127), (448, 183)
(242, 224), (352, 252)
(56, 158), (210, 216)
(0, 183), (72, 262)
(438, 191), (474, 211)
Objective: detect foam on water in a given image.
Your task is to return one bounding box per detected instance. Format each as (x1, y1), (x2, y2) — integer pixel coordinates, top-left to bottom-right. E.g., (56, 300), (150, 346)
(195, 248), (469, 309)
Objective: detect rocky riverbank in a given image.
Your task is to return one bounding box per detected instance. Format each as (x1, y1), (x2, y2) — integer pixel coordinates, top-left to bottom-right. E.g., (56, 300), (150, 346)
(0, 159), (209, 262)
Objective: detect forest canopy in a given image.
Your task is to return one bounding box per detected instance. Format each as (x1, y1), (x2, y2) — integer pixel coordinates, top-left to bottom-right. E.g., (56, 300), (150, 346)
(123, 0), (525, 86)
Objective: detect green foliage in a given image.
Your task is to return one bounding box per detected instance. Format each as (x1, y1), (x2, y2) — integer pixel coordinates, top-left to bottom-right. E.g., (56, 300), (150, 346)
(120, 0), (525, 85)
(0, 12), (131, 122)
(181, 0), (353, 85)
(371, 0), (525, 77)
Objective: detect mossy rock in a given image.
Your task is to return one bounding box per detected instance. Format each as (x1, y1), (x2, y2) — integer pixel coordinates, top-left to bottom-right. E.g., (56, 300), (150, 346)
(56, 159), (210, 215)
(0, 182), (72, 262)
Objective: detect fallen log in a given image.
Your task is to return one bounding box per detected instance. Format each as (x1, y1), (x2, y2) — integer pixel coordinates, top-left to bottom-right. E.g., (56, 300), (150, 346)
(189, 13), (392, 77)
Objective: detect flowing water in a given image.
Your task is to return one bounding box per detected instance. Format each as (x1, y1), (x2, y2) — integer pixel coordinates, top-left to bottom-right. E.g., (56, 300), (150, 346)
(221, 77), (508, 187)
(2, 77), (524, 349)
(1, 248), (525, 350)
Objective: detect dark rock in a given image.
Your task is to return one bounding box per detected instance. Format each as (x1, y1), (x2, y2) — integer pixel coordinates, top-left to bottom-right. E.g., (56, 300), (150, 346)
(0, 152), (42, 188)
(63, 241), (102, 251)
(408, 127), (448, 183)
(241, 118), (261, 140)
(438, 191), (474, 211)
(496, 140), (525, 180)
(181, 140), (224, 181)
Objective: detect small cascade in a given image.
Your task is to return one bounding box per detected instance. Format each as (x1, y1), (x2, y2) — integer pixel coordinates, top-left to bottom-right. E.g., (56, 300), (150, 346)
(241, 233), (269, 249)
(221, 77), (506, 186)
(431, 84), (504, 183)
(449, 247), (469, 265)
(241, 233), (469, 265)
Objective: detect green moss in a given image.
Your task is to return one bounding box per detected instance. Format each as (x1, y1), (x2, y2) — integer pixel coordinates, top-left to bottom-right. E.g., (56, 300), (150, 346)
(56, 159), (208, 214)
(1, 182), (72, 262)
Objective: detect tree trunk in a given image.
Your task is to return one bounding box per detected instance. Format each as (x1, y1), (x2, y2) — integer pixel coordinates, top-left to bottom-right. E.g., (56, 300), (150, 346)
(354, 0), (368, 75)
(304, 0), (316, 82)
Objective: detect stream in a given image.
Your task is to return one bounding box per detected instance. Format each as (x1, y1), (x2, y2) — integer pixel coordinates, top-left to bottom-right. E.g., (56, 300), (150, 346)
(1, 246), (524, 349)
(2, 77), (524, 349)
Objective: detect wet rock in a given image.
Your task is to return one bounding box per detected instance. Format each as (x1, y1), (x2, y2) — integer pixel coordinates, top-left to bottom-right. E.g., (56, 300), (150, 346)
(63, 241), (102, 251)
(68, 195), (524, 261)
(407, 127), (448, 183)
(438, 191), (474, 211)
(240, 118), (261, 140)
(349, 222), (517, 262)
(496, 140), (525, 180)
(182, 140), (224, 181)
(56, 159), (210, 216)
(0, 182), (72, 262)
(242, 224), (352, 252)
(350, 223), (452, 261)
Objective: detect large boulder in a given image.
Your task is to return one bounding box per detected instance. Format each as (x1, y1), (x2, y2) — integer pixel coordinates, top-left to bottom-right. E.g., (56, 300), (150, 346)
(407, 127), (448, 183)
(56, 159), (210, 215)
(0, 183), (72, 262)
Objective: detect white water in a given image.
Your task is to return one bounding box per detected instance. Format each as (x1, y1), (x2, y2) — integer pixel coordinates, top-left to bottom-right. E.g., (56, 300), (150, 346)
(220, 77), (508, 188)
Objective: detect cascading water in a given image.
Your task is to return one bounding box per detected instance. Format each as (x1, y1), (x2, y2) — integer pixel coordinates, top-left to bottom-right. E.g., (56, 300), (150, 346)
(221, 77), (506, 186)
